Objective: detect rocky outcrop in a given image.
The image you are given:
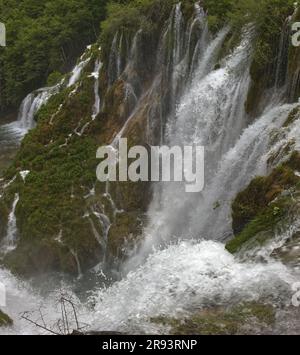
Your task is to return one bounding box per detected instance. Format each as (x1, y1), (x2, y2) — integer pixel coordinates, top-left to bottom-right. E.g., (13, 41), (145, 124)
(226, 151), (300, 255)
(226, 5), (300, 257)
(0, 310), (13, 327)
(1, 1), (299, 279)
(0, 1), (204, 277)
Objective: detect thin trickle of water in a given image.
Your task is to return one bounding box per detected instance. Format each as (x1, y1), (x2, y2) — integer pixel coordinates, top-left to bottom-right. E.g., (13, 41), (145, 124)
(274, 16), (290, 89)
(173, 3), (184, 66)
(88, 216), (106, 251)
(93, 211), (111, 243)
(108, 32), (127, 86)
(74, 58), (103, 136)
(68, 56), (90, 88)
(70, 249), (83, 279)
(91, 59), (103, 120)
(0, 193), (19, 253)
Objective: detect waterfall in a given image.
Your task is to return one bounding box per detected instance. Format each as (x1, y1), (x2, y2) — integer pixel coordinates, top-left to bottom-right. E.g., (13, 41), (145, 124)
(70, 249), (83, 279)
(108, 31), (129, 86)
(16, 87), (58, 132)
(2, 3), (300, 336)
(0, 193), (19, 253)
(124, 28), (252, 271)
(93, 211), (111, 243)
(67, 57), (90, 88)
(16, 93), (35, 130)
(274, 16), (290, 89)
(87, 239), (296, 333)
(91, 59), (102, 120)
(173, 3), (184, 66)
(111, 3), (211, 147)
(74, 58), (103, 136)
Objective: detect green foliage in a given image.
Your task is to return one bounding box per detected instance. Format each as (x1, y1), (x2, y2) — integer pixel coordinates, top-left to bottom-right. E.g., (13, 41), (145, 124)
(0, 0), (108, 111)
(0, 62), (104, 275)
(0, 310), (13, 327)
(152, 302), (275, 335)
(227, 152), (300, 254)
(204, 0), (234, 32)
(101, 0), (177, 33)
(0, 0), (295, 112)
(47, 71), (63, 87)
(232, 155), (300, 234)
(100, 0), (195, 59)
(226, 198), (288, 254)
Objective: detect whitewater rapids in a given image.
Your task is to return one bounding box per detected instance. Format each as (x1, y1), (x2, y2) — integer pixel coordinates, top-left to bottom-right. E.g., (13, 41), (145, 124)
(0, 239), (298, 335)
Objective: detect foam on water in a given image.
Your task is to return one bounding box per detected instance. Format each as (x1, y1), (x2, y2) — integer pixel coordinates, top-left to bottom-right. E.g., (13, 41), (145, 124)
(0, 238), (297, 334)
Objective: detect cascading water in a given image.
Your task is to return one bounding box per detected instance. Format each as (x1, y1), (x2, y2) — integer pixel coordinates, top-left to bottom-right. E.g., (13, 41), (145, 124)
(74, 58), (103, 136)
(0, 193), (19, 254)
(125, 27), (252, 270)
(0, 84), (59, 158)
(1, 3), (300, 335)
(17, 87), (59, 132)
(68, 55), (91, 88)
(92, 59), (102, 120)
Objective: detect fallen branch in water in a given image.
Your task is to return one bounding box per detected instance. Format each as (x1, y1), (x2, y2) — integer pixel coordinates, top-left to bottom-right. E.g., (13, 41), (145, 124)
(21, 291), (88, 335)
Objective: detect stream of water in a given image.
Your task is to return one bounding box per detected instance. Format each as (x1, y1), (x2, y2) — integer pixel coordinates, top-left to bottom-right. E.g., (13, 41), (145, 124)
(1, 3), (300, 335)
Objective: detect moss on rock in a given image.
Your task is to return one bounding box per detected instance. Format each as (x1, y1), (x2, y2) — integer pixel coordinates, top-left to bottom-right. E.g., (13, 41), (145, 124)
(227, 151), (300, 254)
(152, 302), (275, 335)
(0, 310), (13, 327)
(232, 155), (300, 235)
(107, 212), (145, 260)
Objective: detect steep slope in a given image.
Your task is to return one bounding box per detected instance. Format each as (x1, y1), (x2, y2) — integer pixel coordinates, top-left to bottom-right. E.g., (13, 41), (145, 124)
(0, 0), (204, 276)
(0, 0), (299, 279)
(1, 0), (300, 335)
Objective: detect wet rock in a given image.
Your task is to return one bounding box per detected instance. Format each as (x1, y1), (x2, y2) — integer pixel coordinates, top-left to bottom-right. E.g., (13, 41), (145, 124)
(0, 309), (13, 327)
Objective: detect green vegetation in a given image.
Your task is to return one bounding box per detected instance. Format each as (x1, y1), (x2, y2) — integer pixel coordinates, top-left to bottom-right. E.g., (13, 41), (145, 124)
(1, 0), (299, 276)
(232, 153), (300, 234)
(226, 151), (300, 254)
(100, 0), (192, 61)
(0, 55), (106, 275)
(0, 0), (108, 112)
(0, 34), (151, 276)
(284, 106), (300, 127)
(152, 302), (276, 335)
(0, 310), (13, 327)
(0, 0), (295, 113)
(238, 0), (295, 114)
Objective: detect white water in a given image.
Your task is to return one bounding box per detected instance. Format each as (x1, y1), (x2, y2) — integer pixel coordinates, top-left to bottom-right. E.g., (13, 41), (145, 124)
(0, 267), (91, 335)
(0, 238), (297, 334)
(17, 88), (56, 131)
(0, 84), (59, 149)
(89, 240), (296, 333)
(1, 4), (300, 335)
(0, 193), (19, 253)
(74, 58), (103, 136)
(68, 56), (90, 88)
(91, 60), (102, 120)
(124, 28), (252, 270)
(0, 46), (92, 148)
